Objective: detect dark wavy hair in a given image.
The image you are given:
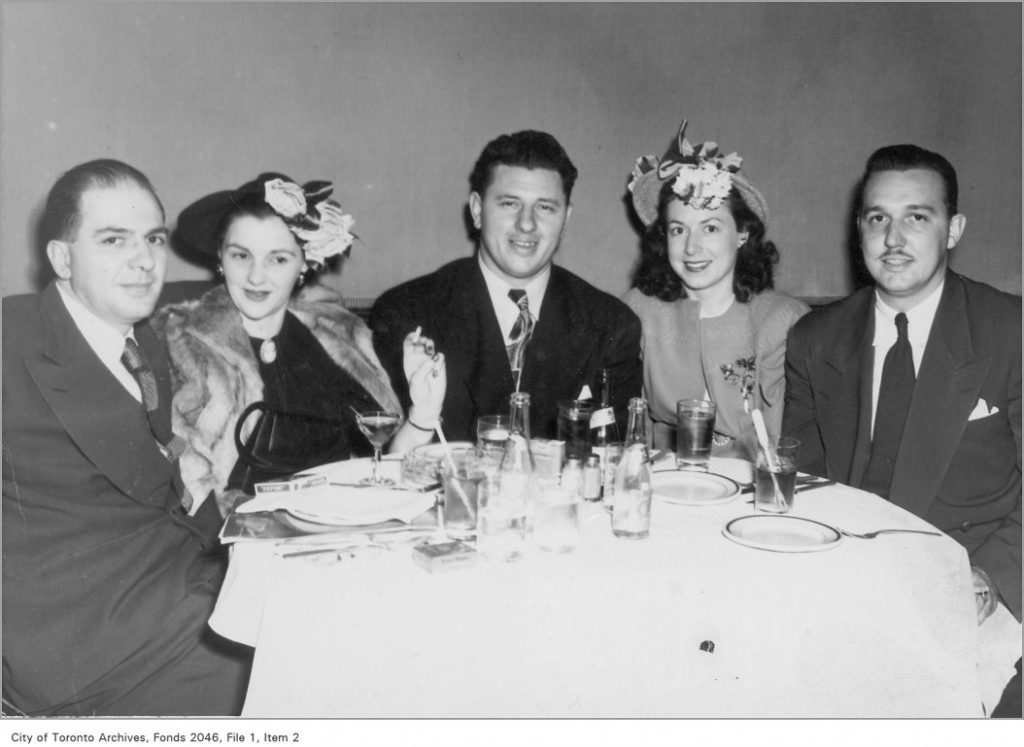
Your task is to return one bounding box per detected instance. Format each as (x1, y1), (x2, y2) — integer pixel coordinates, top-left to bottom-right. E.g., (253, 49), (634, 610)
(469, 130), (578, 201)
(856, 143), (959, 217)
(632, 180), (778, 303)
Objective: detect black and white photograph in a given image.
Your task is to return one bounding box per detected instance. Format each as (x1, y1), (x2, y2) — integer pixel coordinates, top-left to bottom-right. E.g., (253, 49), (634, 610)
(1, 1), (1021, 741)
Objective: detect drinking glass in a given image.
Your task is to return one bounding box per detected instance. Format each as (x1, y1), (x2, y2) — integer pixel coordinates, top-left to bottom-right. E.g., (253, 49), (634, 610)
(476, 475), (525, 562)
(355, 410), (403, 486)
(441, 447), (488, 538)
(754, 436), (800, 514)
(476, 414), (510, 457)
(676, 399), (717, 471)
(557, 399), (595, 461)
(533, 485), (581, 553)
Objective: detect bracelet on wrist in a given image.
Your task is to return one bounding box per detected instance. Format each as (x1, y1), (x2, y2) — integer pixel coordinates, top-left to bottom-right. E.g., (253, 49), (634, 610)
(407, 418), (435, 433)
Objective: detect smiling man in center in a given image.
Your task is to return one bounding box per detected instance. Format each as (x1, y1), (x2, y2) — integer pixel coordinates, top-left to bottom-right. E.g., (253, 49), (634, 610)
(372, 129), (642, 440)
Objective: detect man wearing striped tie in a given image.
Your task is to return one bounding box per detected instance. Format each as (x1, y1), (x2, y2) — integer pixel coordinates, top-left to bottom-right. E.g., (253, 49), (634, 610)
(372, 130), (642, 441)
(2, 160), (252, 715)
(783, 145), (1021, 715)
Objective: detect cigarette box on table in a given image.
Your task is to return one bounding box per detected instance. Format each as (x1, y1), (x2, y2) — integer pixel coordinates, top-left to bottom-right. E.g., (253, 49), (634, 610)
(412, 541), (477, 573)
(253, 473), (327, 495)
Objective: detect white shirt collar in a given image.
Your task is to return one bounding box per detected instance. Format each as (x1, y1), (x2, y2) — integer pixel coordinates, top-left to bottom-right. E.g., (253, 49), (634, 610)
(478, 254), (551, 341)
(872, 280), (945, 361)
(56, 280), (142, 400)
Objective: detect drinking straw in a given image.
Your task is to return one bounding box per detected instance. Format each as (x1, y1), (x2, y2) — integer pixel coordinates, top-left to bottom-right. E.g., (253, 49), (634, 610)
(751, 409), (784, 510)
(434, 420), (476, 524)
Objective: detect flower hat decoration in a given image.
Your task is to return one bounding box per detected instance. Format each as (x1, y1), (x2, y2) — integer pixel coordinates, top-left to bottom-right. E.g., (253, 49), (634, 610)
(263, 177), (357, 269)
(628, 120), (768, 228)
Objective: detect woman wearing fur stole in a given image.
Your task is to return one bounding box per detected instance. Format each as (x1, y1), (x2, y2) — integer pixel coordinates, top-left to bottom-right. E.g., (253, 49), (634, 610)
(154, 173), (446, 516)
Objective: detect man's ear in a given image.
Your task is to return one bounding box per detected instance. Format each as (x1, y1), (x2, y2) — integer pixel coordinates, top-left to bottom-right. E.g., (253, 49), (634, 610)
(46, 240), (72, 280)
(560, 202), (573, 240)
(946, 213), (966, 250)
(468, 192), (483, 230)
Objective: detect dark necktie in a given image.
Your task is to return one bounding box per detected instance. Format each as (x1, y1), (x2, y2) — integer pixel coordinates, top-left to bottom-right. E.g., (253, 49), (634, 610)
(506, 289), (535, 377)
(861, 312), (916, 499)
(121, 337), (185, 461)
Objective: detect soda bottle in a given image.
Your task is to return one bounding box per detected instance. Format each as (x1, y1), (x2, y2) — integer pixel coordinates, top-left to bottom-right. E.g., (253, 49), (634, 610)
(611, 397), (653, 539)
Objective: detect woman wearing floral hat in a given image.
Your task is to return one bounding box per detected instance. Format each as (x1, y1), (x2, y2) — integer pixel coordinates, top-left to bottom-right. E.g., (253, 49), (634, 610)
(154, 174), (445, 515)
(623, 122), (808, 458)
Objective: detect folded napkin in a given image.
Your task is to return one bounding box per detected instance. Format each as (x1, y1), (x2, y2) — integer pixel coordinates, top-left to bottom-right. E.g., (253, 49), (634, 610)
(236, 483), (435, 526)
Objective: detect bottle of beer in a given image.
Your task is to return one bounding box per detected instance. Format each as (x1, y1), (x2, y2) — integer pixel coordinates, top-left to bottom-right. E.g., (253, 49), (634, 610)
(590, 368), (620, 497)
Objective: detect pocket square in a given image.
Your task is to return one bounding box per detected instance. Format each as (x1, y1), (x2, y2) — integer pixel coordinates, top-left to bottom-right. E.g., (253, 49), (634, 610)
(968, 398), (1000, 421)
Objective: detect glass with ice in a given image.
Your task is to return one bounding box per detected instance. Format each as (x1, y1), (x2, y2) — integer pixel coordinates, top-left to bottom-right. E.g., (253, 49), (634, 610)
(754, 436), (800, 514)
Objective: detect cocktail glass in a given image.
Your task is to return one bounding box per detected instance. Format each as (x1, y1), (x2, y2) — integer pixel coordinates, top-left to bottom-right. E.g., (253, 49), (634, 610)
(355, 410), (403, 486)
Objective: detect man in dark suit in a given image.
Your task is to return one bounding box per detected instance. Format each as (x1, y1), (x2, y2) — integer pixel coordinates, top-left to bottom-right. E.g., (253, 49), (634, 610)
(2, 160), (251, 715)
(783, 145), (1021, 706)
(371, 130), (642, 441)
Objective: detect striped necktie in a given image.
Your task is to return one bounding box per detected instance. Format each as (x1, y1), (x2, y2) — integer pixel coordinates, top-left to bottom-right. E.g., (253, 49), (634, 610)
(121, 338), (191, 511)
(121, 337), (186, 462)
(506, 289), (535, 377)
(861, 312), (916, 499)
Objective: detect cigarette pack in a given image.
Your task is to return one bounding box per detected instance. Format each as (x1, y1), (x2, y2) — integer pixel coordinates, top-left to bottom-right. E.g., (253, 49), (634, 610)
(411, 541), (477, 573)
(254, 473), (328, 495)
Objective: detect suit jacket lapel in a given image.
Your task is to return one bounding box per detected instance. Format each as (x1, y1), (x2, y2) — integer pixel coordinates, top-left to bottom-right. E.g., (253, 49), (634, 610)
(438, 261), (515, 422)
(522, 269), (595, 402)
(25, 284), (173, 504)
(812, 288), (875, 484)
(889, 275), (987, 517)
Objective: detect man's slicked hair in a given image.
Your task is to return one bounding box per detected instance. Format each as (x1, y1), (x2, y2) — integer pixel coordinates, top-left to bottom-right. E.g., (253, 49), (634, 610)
(42, 159), (164, 243)
(860, 144), (959, 217)
(469, 130), (578, 201)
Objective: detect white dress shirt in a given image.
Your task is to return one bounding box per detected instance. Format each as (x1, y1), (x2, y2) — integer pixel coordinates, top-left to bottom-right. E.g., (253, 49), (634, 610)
(870, 281), (944, 434)
(56, 281), (142, 402)
(478, 254), (551, 343)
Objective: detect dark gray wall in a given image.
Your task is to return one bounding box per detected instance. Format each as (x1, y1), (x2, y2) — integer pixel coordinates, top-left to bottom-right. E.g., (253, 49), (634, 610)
(3, 2), (1020, 301)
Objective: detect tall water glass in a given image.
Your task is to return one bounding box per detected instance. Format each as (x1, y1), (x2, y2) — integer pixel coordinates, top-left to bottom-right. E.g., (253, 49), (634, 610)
(476, 475), (526, 562)
(441, 447), (487, 539)
(557, 399), (594, 461)
(532, 485), (581, 553)
(676, 399), (716, 471)
(754, 437), (800, 514)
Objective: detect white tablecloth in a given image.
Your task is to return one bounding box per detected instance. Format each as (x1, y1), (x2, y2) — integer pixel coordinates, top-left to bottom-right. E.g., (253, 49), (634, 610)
(210, 462), (1010, 718)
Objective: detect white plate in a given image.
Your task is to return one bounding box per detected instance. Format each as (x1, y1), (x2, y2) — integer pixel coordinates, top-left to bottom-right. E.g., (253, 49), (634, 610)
(284, 489), (436, 526)
(652, 471), (740, 506)
(722, 514), (843, 553)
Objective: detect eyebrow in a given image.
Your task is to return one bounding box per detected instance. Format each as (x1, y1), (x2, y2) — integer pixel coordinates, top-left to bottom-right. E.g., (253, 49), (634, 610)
(862, 203), (937, 214)
(493, 193), (563, 207)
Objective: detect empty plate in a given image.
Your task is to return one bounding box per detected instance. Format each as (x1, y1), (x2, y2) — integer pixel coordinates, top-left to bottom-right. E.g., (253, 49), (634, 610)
(652, 471), (741, 506)
(722, 515), (843, 553)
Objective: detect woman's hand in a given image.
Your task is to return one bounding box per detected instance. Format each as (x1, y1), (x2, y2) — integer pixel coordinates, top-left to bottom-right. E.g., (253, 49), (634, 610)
(403, 326), (435, 385)
(403, 328), (446, 429)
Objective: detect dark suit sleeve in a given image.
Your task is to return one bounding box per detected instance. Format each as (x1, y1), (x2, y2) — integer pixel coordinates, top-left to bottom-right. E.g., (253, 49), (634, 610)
(783, 320), (829, 478)
(369, 289), (415, 412)
(972, 318), (1022, 620)
(603, 305), (643, 432)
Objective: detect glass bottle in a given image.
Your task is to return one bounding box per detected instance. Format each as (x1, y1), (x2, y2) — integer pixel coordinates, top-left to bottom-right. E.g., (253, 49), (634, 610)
(590, 368), (620, 497)
(611, 397), (653, 539)
(499, 391), (537, 527)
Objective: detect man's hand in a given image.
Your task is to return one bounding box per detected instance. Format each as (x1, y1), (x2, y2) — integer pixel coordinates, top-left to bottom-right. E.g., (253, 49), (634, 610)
(972, 565), (998, 624)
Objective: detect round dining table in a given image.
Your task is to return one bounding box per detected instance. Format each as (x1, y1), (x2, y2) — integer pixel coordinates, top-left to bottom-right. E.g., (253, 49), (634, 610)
(209, 455), (1019, 717)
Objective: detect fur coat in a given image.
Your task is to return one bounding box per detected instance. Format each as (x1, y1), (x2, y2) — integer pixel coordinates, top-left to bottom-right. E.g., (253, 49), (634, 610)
(152, 284), (401, 514)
